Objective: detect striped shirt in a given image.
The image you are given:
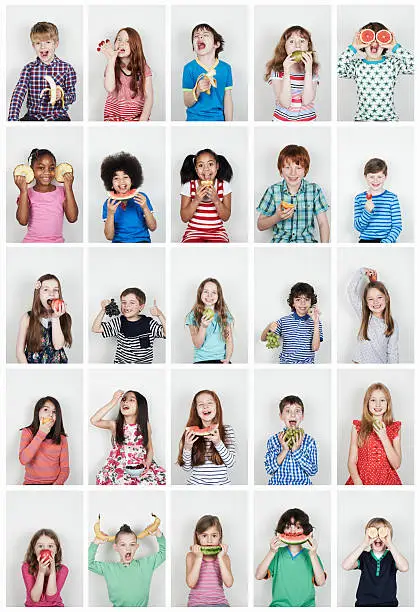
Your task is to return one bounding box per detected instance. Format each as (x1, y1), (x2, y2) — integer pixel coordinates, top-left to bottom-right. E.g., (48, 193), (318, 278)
(257, 179), (328, 243)
(187, 557), (229, 606)
(182, 425), (236, 485)
(181, 180), (230, 243)
(104, 65), (152, 121)
(265, 430), (318, 485)
(354, 190), (402, 243)
(275, 312), (323, 364)
(101, 315), (165, 364)
(268, 71), (318, 121)
(19, 428), (69, 485)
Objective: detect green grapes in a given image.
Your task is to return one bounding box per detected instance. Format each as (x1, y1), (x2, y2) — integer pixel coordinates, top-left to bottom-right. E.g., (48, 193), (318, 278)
(266, 331), (280, 349)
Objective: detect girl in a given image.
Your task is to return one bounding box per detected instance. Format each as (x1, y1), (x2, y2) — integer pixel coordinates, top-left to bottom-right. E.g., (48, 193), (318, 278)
(265, 26), (319, 121)
(91, 389), (166, 485)
(99, 27), (153, 121)
(100, 151), (157, 243)
(14, 148), (78, 243)
(342, 517), (409, 606)
(177, 390), (235, 485)
(22, 529), (68, 607)
(346, 383), (401, 485)
(186, 515), (233, 606)
(19, 396), (69, 485)
(16, 274), (72, 364)
(180, 149), (233, 243)
(337, 22), (414, 121)
(186, 278), (234, 364)
(347, 268), (399, 364)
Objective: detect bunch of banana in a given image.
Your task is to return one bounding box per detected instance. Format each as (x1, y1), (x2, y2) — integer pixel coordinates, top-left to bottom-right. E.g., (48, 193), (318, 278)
(93, 513), (161, 542)
(40, 75), (65, 108)
(283, 427), (304, 449)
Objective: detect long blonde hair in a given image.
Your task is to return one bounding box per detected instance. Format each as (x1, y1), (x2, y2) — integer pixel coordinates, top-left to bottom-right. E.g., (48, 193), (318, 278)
(358, 383), (394, 447)
(188, 278), (233, 341)
(359, 281), (394, 341)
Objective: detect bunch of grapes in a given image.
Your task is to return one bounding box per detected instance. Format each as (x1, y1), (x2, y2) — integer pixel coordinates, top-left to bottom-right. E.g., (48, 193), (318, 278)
(283, 428), (305, 449)
(105, 299), (120, 317)
(266, 331), (280, 349)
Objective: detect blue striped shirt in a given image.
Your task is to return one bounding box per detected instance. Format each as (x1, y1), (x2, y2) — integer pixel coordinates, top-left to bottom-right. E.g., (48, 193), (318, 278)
(275, 312), (323, 364)
(354, 190), (402, 243)
(265, 430), (318, 485)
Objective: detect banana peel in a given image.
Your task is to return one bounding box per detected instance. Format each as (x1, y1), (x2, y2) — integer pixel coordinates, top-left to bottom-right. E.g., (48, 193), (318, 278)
(94, 513), (161, 543)
(196, 69), (217, 95)
(40, 75), (65, 108)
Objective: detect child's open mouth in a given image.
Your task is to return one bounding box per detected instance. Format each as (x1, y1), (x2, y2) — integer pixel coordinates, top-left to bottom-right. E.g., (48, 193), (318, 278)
(289, 420), (297, 428)
(40, 51), (49, 58)
(370, 43), (380, 54)
(197, 42), (206, 51)
(124, 552), (132, 562)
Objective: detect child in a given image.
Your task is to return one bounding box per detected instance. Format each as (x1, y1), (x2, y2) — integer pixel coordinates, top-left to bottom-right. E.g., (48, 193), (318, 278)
(92, 287), (166, 364)
(265, 26), (319, 121)
(15, 148), (78, 243)
(180, 149), (233, 243)
(354, 158), (402, 243)
(186, 515), (233, 606)
(8, 22), (77, 121)
(16, 274), (72, 364)
(337, 22), (414, 121)
(177, 390), (235, 485)
(257, 144), (329, 243)
(99, 27), (153, 121)
(89, 522), (166, 606)
(261, 282), (323, 364)
(346, 383), (401, 485)
(255, 508), (326, 606)
(100, 151), (156, 243)
(19, 396), (69, 485)
(341, 517), (408, 606)
(182, 23), (233, 121)
(91, 389), (166, 485)
(265, 395), (318, 485)
(347, 268), (399, 364)
(22, 529), (68, 606)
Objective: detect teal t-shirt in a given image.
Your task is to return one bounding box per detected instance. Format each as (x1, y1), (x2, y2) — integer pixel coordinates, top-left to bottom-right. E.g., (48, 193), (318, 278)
(268, 546), (324, 607)
(186, 311), (233, 362)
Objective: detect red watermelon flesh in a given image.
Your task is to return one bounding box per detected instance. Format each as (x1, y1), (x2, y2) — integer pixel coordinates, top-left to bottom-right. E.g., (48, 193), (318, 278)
(278, 532), (309, 545)
(360, 29), (375, 45)
(376, 30), (392, 45)
(108, 188), (139, 202)
(186, 425), (216, 436)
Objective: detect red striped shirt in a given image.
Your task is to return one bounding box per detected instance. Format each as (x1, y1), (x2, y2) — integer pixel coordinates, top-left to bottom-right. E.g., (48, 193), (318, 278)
(182, 180), (229, 243)
(104, 65), (152, 122)
(19, 428), (69, 485)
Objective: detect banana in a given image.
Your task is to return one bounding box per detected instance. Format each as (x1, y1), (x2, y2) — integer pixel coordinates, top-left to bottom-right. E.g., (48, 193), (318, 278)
(94, 514), (113, 542)
(137, 513), (161, 539)
(40, 75), (65, 108)
(93, 513), (161, 542)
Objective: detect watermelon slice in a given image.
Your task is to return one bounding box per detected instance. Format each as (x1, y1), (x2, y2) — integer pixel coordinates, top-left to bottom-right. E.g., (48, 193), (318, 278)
(278, 531), (309, 545)
(108, 188), (139, 202)
(360, 29), (375, 45)
(186, 425), (216, 436)
(376, 30), (392, 45)
(200, 545), (222, 555)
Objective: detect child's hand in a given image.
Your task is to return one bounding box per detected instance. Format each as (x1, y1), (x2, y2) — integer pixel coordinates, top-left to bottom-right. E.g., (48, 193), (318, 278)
(94, 537), (107, 545)
(373, 419), (388, 442)
(380, 32), (396, 49)
(218, 544), (229, 558)
(191, 544), (204, 558)
(301, 51), (313, 73)
(101, 299), (111, 311)
(193, 184), (209, 205)
(39, 418), (54, 435)
(306, 534), (318, 556)
(364, 268), (377, 281)
(99, 40), (119, 61)
(380, 528), (392, 548)
(283, 54), (295, 74)
(278, 431), (290, 453)
(207, 185), (220, 204)
(352, 31), (366, 51)
(51, 301), (67, 318)
(363, 530), (376, 548)
(269, 535), (282, 553)
(37, 555), (51, 574)
(197, 76), (211, 93)
(144, 451), (153, 469)
(206, 424), (221, 446)
(269, 321), (278, 333)
(200, 312), (213, 328)
(365, 196), (374, 213)
(309, 306), (320, 323)
(275, 203), (295, 221)
(150, 299), (163, 318)
(184, 428), (198, 451)
(14, 174), (28, 192)
(291, 431), (304, 451)
(107, 198), (119, 214)
(112, 389), (124, 403)
(62, 171), (74, 188)
(134, 193), (147, 210)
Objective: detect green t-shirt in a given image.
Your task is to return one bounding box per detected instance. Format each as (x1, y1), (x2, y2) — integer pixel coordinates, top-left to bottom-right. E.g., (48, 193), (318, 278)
(88, 536), (166, 607)
(268, 546), (324, 607)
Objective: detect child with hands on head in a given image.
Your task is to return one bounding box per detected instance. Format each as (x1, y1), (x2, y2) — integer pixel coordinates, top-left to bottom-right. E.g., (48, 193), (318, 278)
(16, 274), (72, 364)
(255, 508), (326, 607)
(346, 383), (401, 485)
(342, 517), (408, 606)
(186, 515), (233, 606)
(22, 529), (68, 607)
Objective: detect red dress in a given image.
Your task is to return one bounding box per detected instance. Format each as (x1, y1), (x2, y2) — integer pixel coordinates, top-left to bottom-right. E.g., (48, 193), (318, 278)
(346, 419), (402, 485)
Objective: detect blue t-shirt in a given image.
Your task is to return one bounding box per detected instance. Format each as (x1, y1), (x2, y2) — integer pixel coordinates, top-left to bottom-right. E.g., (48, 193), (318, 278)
(182, 59), (233, 121)
(186, 310), (233, 362)
(102, 192), (153, 243)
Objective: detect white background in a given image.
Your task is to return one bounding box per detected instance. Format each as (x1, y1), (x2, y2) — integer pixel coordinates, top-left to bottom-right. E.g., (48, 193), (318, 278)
(6, 5), (83, 121)
(171, 5), (248, 121)
(171, 125), (248, 242)
(337, 247), (414, 363)
(254, 5), (331, 121)
(6, 490), (83, 606)
(87, 5), (166, 121)
(171, 369), (248, 485)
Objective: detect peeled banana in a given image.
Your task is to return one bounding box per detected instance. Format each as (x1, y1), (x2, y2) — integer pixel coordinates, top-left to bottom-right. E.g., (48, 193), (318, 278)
(40, 75), (65, 108)
(93, 513), (161, 542)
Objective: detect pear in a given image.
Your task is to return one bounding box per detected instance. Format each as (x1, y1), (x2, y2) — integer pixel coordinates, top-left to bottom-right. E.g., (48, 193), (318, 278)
(291, 50), (313, 62)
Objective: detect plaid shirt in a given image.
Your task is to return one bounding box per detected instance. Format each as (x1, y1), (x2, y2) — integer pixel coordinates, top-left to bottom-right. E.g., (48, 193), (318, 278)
(8, 56), (77, 121)
(265, 430), (318, 485)
(256, 178), (328, 243)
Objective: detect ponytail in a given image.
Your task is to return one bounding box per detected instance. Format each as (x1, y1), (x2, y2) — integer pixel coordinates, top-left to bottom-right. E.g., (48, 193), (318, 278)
(180, 154), (197, 183)
(215, 155), (233, 182)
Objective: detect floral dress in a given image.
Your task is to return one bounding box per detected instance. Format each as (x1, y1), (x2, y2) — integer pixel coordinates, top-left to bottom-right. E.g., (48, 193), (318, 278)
(96, 423), (166, 486)
(25, 317), (68, 364)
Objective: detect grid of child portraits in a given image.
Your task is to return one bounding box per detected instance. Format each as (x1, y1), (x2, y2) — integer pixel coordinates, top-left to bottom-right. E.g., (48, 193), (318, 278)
(2, 1), (417, 609)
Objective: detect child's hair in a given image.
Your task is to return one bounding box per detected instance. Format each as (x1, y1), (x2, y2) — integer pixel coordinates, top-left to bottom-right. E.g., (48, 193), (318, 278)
(191, 24), (224, 58)
(190, 277), (232, 340)
(277, 145), (310, 176)
(24, 529), (62, 575)
(22, 396), (67, 444)
(275, 508), (313, 535)
(364, 158), (388, 177)
(28, 148), (56, 168)
(30, 22), (59, 42)
(287, 282), (317, 310)
(279, 395), (304, 415)
(265, 25), (319, 80)
(358, 383), (394, 447)
(115, 390), (149, 447)
(115, 524), (137, 542)
(193, 515), (223, 545)
(360, 22), (389, 56)
(365, 517), (393, 539)
(177, 390), (228, 466)
(359, 281), (394, 340)
(180, 149), (233, 184)
(100, 152), (143, 191)
(114, 27), (148, 98)
(120, 287), (146, 306)
(26, 274), (72, 352)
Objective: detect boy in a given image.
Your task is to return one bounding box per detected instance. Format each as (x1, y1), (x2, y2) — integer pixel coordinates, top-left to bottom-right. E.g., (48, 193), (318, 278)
(354, 158), (402, 243)
(182, 23), (233, 121)
(261, 282), (323, 364)
(8, 22), (77, 121)
(265, 395), (318, 485)
(256, 144), (329, 243)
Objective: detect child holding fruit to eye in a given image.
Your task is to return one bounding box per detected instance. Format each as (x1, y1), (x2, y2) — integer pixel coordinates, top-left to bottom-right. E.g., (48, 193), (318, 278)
(342, 517), (408, 606)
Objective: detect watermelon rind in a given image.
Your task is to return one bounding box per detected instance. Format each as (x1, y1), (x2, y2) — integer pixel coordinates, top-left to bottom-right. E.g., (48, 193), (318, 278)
(107, 188), (140, 202)
(200, 545), (222, 555)
(278, 532), (309, 545)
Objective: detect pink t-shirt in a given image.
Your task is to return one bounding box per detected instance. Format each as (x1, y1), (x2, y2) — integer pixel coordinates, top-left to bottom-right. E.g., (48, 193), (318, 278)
(22, 562), (68, 607)
(104, 65), (152, 121)
(22, 186), (65, 243)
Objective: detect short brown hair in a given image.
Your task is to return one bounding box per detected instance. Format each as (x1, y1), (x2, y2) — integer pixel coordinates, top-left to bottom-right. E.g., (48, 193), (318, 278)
(277, 145), (310, 176)
(279, 395), (305, 415)
(364, 158), (387, 176)
(191, 24), (224, 58)
(194, 515), (223, 544)
(30, 22), (59, 42)
(120, 287), (146, 305)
